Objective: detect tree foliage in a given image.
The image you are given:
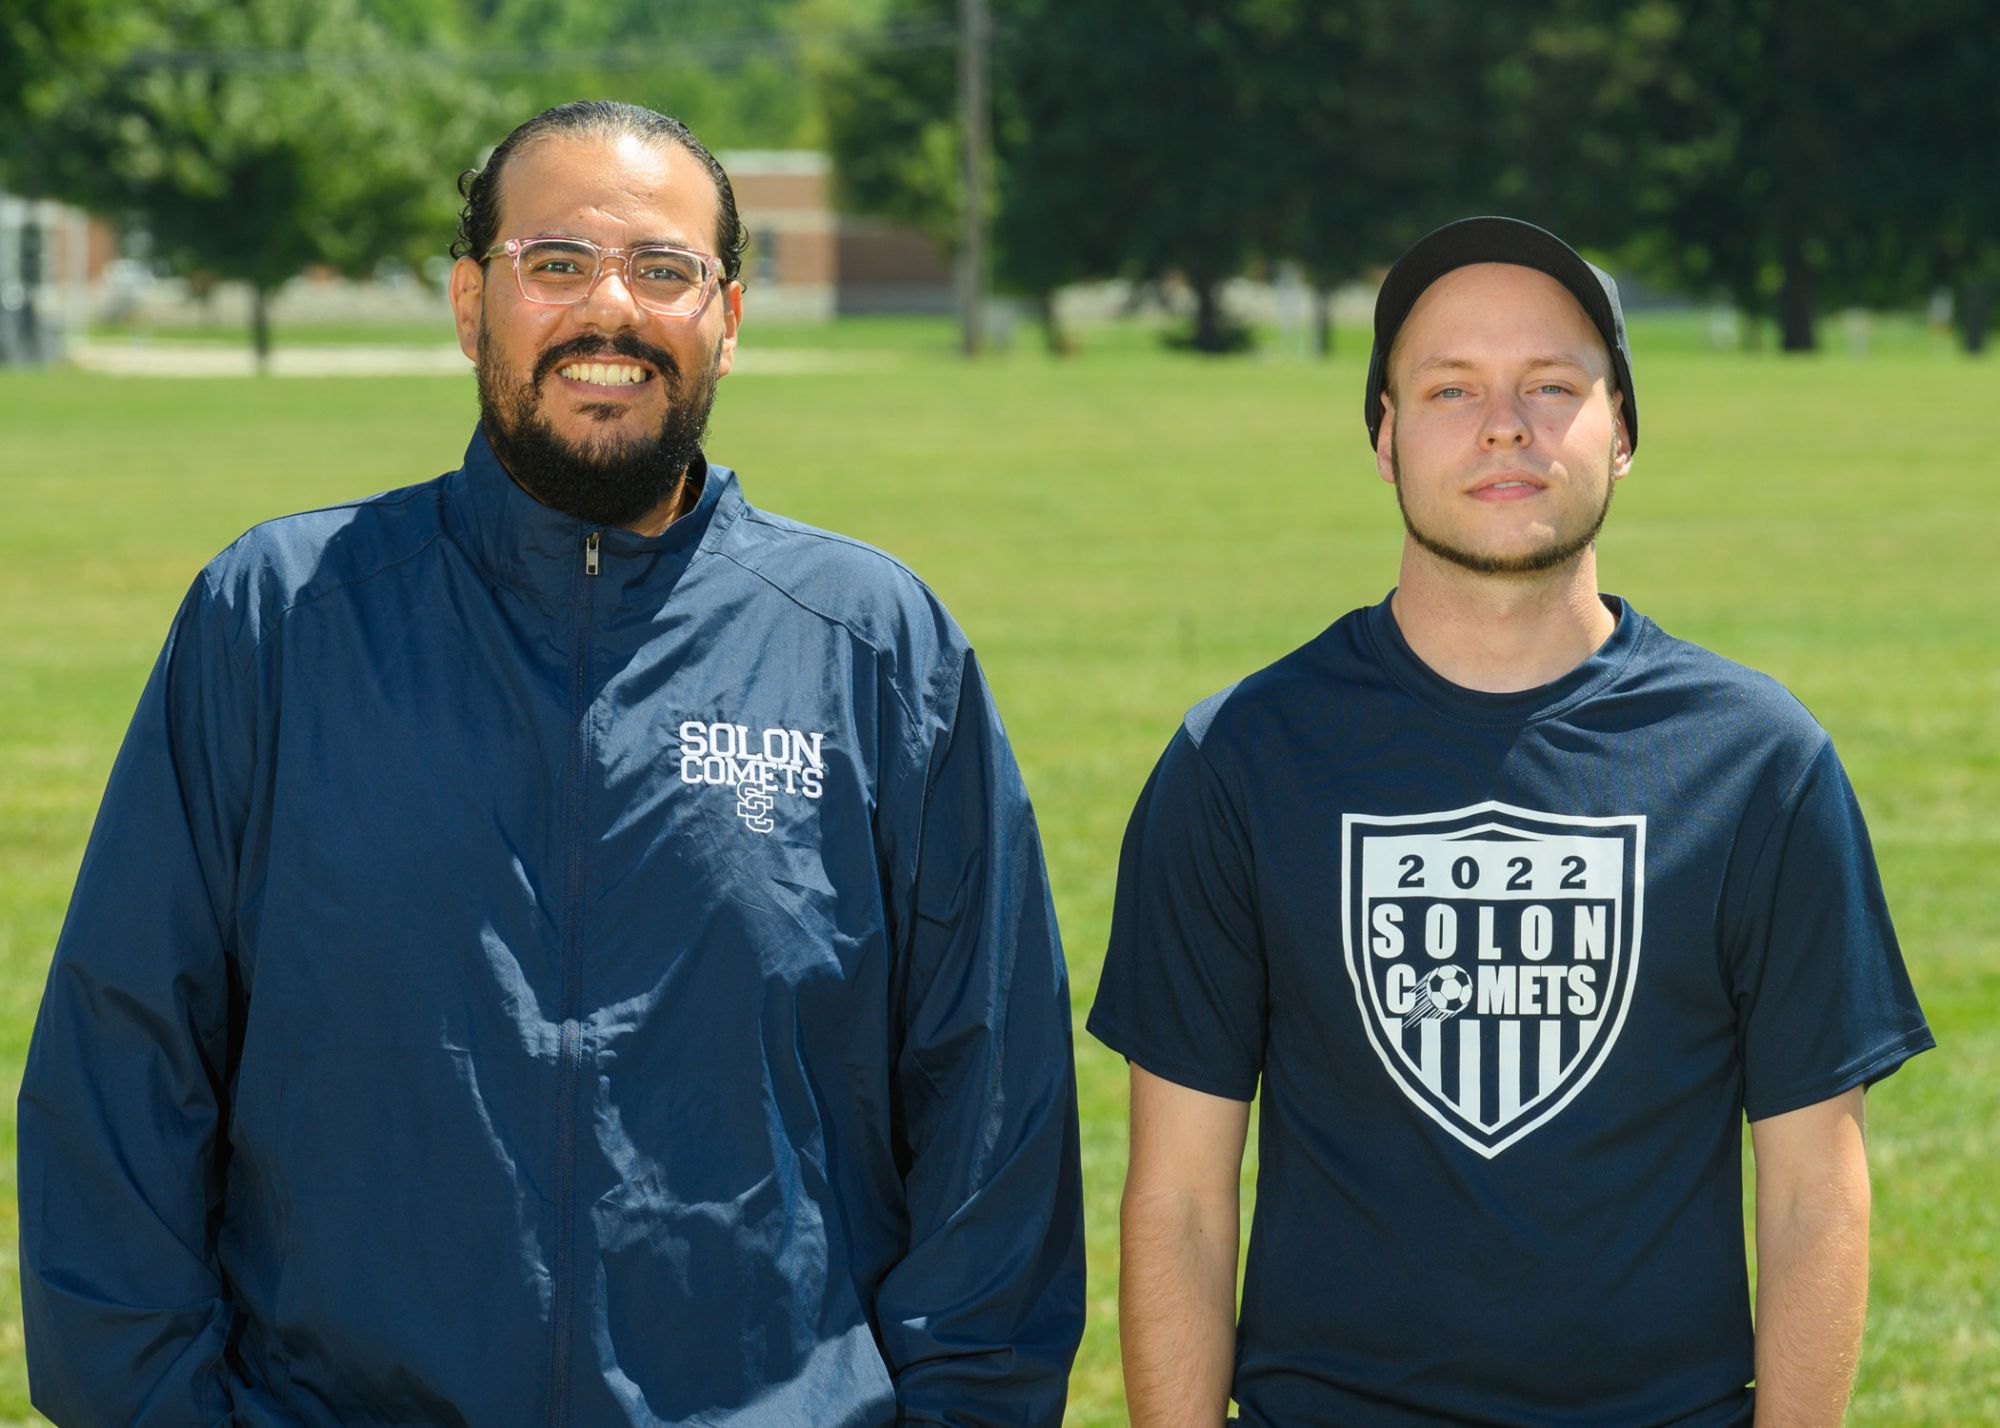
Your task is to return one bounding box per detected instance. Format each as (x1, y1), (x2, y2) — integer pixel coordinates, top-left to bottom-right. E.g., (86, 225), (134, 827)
(466, 0), (859, 152)
(0, 0), (861, 363)
(827, 0), (1994, 354)
(1492, 0), (1848, 350)
(1241, 0), (1527, 350)
(3, 0), (498, 363)
(990, 0), (1280, 351)
(819, 0), (961, 253)
(1448, 0), (1988, 351)
(7, 0), (1989, 358)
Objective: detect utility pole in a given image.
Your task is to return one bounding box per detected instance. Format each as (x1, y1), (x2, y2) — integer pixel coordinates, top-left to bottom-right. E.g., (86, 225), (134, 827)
(956, 0), (989, 356)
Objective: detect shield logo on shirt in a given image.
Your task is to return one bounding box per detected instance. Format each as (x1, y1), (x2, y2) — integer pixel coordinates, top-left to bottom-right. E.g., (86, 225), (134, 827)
(1341, 802), (1646, 1158)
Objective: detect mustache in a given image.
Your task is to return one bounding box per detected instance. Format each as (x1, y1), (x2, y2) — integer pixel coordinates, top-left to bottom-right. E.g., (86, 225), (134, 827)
(534, 333), (681, 388)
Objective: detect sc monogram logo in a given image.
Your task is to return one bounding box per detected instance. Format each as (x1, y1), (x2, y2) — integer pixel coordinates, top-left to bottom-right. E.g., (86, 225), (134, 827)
(736, 781), (776, 835)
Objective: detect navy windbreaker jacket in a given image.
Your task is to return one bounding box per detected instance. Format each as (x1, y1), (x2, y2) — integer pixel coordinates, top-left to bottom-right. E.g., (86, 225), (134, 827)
(19, 428), (1086, 1427)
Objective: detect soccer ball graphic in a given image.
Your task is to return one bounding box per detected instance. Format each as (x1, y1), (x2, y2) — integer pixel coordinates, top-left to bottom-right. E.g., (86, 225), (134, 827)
(1417, 966), (1475, 1020)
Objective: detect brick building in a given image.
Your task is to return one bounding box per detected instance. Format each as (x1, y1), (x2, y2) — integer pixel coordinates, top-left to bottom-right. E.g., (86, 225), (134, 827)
(722, 151), (953, 320)
(0, 193), (110, 363)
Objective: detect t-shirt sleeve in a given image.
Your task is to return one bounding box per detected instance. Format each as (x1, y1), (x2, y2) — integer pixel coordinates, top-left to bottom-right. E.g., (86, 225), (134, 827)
(1725, 735), (1934, 1122)
(1087, 725), (1265, 1101)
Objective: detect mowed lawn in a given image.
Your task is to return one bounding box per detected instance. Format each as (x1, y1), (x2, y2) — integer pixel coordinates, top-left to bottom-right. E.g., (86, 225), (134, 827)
(1, 324), (1994, 1423)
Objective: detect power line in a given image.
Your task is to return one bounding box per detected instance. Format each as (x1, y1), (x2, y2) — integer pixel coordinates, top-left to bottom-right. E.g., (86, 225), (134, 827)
(122, 22), (963, 75)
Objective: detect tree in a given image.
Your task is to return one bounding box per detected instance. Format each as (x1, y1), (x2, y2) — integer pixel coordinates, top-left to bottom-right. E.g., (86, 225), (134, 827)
(1485, 0), (1786, 342)
(1492, 0), (1929, 353)
(820, 0), (962, 256)
(1246, 0), (1525, 355)
(1844, 0), (1998, 352)
(995, 0), (1270, 352)
(823, 0), (1111, 349)
(3, 0), (496, 367)
(987, 0), (1143, 350)
(469, 0), (848, 152)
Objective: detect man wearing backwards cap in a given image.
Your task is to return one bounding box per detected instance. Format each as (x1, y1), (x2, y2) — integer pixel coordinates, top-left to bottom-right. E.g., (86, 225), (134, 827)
(1089, 216), (1932, 1426)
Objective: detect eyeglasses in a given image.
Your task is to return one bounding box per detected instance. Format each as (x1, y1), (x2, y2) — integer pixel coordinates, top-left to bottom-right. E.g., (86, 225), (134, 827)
(481, 236), (721, 317)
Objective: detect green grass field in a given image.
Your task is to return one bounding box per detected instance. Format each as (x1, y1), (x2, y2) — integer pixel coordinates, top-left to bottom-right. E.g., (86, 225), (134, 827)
(1, 319), (1995, 1423)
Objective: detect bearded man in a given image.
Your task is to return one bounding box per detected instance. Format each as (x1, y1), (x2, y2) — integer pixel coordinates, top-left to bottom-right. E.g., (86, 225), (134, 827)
(20, 100), (1084, 1427)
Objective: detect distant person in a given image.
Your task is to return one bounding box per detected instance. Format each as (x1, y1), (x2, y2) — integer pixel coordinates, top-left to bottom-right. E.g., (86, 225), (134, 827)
(19, 99), (1084, 1426)
(1090, 217), (1931, 1426)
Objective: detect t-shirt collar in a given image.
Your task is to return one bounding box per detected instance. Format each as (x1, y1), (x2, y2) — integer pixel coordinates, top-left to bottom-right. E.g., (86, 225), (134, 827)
(1364, 589), (1646, 726)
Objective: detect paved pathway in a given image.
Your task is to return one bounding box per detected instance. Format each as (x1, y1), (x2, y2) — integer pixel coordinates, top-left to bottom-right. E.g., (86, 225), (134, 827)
(67, 341), (902, 378)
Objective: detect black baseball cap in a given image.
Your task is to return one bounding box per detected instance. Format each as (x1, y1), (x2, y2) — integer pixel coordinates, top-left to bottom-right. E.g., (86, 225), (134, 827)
(1363, 216), (1637, 453)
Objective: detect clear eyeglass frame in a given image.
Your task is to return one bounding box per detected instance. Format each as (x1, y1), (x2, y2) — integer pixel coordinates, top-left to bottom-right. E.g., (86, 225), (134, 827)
(480, 236), (722, 317)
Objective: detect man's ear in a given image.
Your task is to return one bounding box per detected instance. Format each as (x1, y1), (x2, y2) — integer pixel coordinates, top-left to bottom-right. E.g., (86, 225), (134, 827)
(1611, 393), (1634, 480)
(1375, 394), (1397, 485)
(449, 257), (485, 363)
(713, 280), (744, 379)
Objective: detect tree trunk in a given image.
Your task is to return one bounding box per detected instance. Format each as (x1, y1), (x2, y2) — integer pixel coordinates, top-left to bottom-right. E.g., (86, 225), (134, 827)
(1313, 284), (1334, 358)
(251, 287), (273, 374)
(1959, 279), (1991, 354)
(1769, 0), (1819, 354)
(1034, 289), (1072, 356)
(1737, 295), (1764, 352)
(1191, 278), (1228, 353)
(1776, 223), (1816, 353)
(1777, 276), (1815, 352)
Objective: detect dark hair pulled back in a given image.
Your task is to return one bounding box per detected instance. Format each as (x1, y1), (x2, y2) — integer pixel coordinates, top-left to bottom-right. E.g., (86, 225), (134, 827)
(451, 100), (748, 286)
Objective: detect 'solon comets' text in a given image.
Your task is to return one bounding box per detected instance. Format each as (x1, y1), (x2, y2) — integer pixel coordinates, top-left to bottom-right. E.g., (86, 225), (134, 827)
(678, 720), (828, 801)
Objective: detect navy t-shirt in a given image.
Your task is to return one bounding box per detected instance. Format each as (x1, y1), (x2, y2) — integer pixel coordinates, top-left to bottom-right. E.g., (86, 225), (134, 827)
(1088, 594), (1933, 1428)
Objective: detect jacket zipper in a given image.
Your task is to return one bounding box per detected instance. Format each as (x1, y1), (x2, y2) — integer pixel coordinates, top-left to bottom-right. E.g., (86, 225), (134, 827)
(549, 529), (597, 1424)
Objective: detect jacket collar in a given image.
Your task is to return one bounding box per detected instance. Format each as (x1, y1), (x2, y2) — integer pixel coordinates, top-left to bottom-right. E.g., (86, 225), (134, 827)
(442, 424), (742, 611)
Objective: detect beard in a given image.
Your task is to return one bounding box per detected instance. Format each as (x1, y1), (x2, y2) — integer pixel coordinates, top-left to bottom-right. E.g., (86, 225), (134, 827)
(477, 326), (722, 529)
(1392, 434), (1617, 576)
